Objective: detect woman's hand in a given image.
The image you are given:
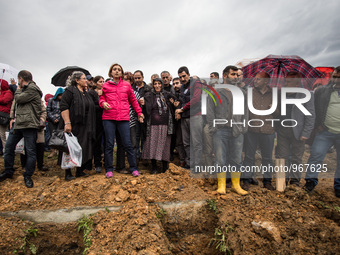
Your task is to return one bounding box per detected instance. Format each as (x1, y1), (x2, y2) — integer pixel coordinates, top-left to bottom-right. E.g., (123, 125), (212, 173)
(64, 122), (72, 133)
(102, 102), (111, 110)
(138, 114), (144, 123)
(9, 119), (15, 130)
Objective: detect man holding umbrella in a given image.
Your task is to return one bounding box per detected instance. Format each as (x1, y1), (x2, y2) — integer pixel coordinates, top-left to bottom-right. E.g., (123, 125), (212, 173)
(0, 70), (42, 188)
(276, 72), (315, 186)
(305, 66), (340, 197)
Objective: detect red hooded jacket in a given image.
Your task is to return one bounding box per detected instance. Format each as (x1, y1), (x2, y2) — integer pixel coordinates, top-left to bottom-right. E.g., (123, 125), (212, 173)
(0, 80), (13, 114)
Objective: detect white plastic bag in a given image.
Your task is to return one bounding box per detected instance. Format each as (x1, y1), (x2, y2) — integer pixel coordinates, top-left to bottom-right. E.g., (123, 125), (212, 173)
(5, 131), (25, 154)
(61, 132), (82, 169)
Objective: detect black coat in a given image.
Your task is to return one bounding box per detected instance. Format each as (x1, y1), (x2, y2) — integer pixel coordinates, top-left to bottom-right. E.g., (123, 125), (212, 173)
(59, 86), (96, 164)
(143, 90), (175, 136)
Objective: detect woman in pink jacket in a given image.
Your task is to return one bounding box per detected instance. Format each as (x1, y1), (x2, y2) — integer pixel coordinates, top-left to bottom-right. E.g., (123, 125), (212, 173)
(99, 63), (144, 177)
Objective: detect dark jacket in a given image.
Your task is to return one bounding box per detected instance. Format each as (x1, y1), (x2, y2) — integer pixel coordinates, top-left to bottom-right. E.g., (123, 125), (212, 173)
(132, 82), (151, 98)
(47, 89), (64, 122)
(11, 81), (42, 129)
(163, 84), (175, 95)
(59, 86), (96, 163)
(276, 91), (315, 140)
(291, 92), (315, 140)
(314, 83), (335, 130)
(88, 88), (103, 122)
(143, 90), (175, 136)
(207, 88), (248, 137)
(180, 77), (202, 118)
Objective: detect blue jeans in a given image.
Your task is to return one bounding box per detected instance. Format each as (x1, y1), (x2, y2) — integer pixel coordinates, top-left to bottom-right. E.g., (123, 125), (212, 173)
(243, 132), (275, 184)
(103, 120), (137, 173)
(213, 128), (243, 173)
(305, 130), (340, 191)
(5, 128), (37, 177)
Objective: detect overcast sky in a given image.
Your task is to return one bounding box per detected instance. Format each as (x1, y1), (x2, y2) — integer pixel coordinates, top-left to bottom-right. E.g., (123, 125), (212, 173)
(1, 0), (339, 96)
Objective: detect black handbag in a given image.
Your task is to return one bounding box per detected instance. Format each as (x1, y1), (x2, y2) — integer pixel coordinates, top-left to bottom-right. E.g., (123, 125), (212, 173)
(0, 111), (10, 125)
(49, 130), (68, 153)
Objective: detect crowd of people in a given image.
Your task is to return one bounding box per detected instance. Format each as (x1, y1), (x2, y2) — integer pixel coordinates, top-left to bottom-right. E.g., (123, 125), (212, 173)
(0, 64), (338, 199)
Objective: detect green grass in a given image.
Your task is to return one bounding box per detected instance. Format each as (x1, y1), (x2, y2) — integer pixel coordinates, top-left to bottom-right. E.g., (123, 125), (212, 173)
(13, 223), (38, 254)
(78, 215), (93, 255)
(206, 199), (219, 214)
(155, 208), (167, 221)
(210, 223), (234, 254)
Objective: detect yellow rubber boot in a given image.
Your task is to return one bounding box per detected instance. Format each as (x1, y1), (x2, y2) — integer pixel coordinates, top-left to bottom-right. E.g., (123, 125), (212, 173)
(231, 172), (248, 195)
(216, 172), (226, 194)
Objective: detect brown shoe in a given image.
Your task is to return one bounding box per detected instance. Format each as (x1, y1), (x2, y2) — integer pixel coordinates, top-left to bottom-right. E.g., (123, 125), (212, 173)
(264, 183), (275, 191)
(242, 182), (250, 191)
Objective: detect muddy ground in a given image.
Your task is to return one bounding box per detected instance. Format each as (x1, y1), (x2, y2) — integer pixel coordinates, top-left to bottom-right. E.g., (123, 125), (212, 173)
(0, 149), (339, 255)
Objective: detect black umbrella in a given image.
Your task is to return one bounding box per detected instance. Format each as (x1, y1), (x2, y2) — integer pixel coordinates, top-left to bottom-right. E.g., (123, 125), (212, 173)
(51, 66), (91, 87)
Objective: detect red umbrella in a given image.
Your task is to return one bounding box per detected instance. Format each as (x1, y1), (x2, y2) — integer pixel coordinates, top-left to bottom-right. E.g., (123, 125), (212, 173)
(242, 55), (325, 89)
(313, 66), (334, 86)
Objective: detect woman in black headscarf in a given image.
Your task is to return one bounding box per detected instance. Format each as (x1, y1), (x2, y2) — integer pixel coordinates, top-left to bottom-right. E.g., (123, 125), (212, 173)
(141, 78), (176, 174)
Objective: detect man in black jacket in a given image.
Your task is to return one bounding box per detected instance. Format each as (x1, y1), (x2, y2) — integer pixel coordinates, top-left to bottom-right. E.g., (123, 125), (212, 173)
(133, 70), (150, 162)
(175, 66), (202, 169)
(304, 66), (340, 198)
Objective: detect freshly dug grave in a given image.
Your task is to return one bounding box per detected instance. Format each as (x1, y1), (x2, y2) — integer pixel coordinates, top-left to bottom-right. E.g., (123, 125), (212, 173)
(0, 151), (339, 254)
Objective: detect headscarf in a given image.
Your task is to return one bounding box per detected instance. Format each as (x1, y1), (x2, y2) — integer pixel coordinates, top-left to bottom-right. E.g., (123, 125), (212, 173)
(152, 78), (167, 115)
(53, 87), (65, 99)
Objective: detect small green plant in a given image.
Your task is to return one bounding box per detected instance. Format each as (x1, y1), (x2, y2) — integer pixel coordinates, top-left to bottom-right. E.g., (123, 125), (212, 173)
(210, 223), (234, 254)
(104, 207), (110, 213)
(155, 208), (167, 221)
(318, 201), (330, 209)
(334, 205), (340, 213)
(206, 199), (219, 214)
(78, 214), (93, 255)
(13, 223), (38, 254)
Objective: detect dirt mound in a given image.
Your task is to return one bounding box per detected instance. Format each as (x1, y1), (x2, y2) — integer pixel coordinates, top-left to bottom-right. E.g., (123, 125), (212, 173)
(0, 154), (339, 254)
